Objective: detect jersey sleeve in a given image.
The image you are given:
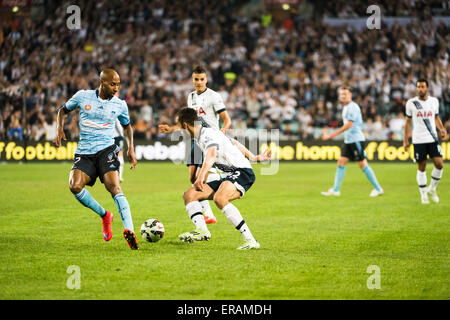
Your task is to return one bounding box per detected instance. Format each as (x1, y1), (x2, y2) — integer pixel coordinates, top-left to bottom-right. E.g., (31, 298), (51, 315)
(405, 100), (413, 117)
(344, 104), (358, 122)
(118, 100), (131, 126)
(202, 129), (220, 150)
(213, 92), (226, 113)
(434, 98), (439, 115)
(64, 90), (84, 111)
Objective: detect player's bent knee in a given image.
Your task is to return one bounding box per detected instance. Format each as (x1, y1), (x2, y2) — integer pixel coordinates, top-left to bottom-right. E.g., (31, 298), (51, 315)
(69, 183), (83, 195)
(106, 184), (122, 196)
(183, 189), (197, 204)
(213, 194), (229, 209)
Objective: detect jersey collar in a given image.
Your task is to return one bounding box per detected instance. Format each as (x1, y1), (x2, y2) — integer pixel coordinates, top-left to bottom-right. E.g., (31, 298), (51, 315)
(196, 87), (208, 96)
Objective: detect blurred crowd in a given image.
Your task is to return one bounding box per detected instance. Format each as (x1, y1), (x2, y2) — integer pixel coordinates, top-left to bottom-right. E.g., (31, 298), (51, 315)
(1, 0), (449, 143)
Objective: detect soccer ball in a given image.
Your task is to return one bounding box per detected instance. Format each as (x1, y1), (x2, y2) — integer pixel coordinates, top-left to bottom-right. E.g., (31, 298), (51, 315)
(140, 219), (165, 243)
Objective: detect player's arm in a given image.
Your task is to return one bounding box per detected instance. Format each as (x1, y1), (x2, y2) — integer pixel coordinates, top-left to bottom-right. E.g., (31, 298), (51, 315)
(403, 116), (412, 151)
(435, 115), (448, 140)
(54, 105), (70, 147)
(123, 124), (137, 169)
(158, 123), (181, 134)
(194, 146), (216, 191)
(231, 138), (271, 162)
(219, 110), (231, 133)
(322, 121), (353, 140)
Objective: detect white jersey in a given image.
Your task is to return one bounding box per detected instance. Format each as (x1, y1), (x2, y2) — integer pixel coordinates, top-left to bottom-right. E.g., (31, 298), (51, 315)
(405, 96), (439, 144)
(187, 88), (226, 130)
(197, 127), (252, 172)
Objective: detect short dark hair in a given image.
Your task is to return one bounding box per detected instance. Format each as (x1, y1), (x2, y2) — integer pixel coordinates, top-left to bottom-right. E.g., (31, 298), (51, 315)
(177, 107), (198, 127)
(416, 78), (428, 87)
(192, 65), (207, 74)
(340, 85), (352, 93)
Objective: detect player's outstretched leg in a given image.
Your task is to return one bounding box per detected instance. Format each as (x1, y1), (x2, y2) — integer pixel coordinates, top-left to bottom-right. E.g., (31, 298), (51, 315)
(70, 169), (113, 240)
(214, 181), (259, 250)
(103, 171), (137, 249)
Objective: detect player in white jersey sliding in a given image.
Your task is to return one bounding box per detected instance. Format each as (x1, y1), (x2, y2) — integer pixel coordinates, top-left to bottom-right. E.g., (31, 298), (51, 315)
(175, 108), (270, 249)
(159, 66), (231, 224)
(403, 79), (448, 204)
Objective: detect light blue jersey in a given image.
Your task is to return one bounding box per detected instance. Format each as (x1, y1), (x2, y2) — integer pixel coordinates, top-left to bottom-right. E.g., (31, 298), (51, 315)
(65, 89), (130, 154)
(342, 101), (365, 143)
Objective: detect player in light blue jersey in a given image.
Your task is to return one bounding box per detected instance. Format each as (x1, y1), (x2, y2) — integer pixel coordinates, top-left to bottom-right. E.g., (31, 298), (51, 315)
(321, 86), (383, 197)
(54, 69), (139, 249)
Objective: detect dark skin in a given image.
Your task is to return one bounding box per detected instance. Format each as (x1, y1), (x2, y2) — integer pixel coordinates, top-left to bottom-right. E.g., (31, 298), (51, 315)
(54, 69), (137, 198)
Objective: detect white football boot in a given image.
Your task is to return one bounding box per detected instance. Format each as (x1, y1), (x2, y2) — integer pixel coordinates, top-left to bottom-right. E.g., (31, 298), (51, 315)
(369, 188), (384, 197)
(426, 186), (439, 203)
(321, 188), (341, 196)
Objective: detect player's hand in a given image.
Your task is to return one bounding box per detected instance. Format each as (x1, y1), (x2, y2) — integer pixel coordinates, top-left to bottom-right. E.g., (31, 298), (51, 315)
(322, 134), (331, 141)
(53, 126), (66, 147)
(439, 128), (448, 140)
(256, 149), (272, 162)
(403, 140), (410, 152)
(220, 127), (228, 134)
(158, 124), (171, 133)
(193, 177), (204, 192)
(127, 148), (137, 170)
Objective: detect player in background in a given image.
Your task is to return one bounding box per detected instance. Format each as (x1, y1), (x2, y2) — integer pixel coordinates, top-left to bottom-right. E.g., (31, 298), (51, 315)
(321, 86), (384, 197)
(53, 69), (139, 250)
(403, 79), (447, 204)
(159, 66), (232, 224)
(176, 108), (271, 249)
(114, 118), (125, 182)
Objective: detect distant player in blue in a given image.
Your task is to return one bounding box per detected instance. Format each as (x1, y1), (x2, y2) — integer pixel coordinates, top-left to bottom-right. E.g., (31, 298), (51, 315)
(321, 86), (383, 197)
(53, 69), (139, 249)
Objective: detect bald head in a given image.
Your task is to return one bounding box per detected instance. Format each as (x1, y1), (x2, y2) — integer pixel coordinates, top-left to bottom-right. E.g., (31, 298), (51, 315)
(99, 69), (120, 99)
(100, 68), (120, 82)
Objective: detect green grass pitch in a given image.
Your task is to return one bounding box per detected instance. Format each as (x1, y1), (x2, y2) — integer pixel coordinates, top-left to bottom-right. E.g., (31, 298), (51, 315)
(0, 162), (448, 300)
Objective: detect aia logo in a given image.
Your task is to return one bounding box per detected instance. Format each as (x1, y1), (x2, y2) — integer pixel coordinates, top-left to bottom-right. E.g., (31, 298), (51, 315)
(84, 104), (92, 111)
(417, 110), (432, 118)
(197, 107), (206, 116)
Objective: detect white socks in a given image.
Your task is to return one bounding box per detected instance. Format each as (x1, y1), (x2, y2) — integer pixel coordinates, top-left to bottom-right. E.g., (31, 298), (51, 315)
(186, 201), (208, 231)
(222, 203), (254, 241)
(416, 170), (427, 197)
(430, 167), (443, 189)
(200, 200), (215, 219)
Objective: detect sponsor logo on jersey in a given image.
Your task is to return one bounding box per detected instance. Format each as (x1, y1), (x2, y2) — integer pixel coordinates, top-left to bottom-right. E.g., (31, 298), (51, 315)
(416, 110), (433, 118)
(197, 106), (206, 116)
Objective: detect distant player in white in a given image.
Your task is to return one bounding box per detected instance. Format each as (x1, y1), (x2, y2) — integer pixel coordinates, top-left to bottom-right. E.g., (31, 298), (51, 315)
(114, 118), (125, 181)
(176, 108), (270, 249)
(159, 66), (231, 224)
(404, 79), (448, 204)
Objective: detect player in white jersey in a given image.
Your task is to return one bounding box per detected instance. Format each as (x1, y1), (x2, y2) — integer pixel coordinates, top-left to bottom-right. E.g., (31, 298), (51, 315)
(404, 79), (447, 204)
(176, 108), (270, 249)
(159, 66), (231, 224)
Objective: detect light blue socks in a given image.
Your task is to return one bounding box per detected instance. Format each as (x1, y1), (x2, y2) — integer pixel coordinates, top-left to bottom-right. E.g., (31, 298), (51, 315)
(74, 188), (106, 217)
(363, 165), (382, 191)
(333, 165), (346, 192)
(114, 193), (134, 231)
